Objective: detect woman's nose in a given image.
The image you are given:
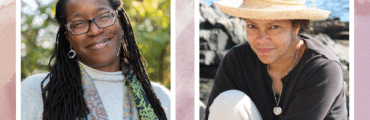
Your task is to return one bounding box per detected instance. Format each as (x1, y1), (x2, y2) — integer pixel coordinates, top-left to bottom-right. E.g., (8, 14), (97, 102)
(86, 21), (103, 37)
(256, 30), (269, 42)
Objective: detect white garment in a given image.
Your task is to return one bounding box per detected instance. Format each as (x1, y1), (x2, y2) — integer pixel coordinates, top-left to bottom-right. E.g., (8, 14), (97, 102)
(208, 90), (262, 120)
(21, 62), (171, 120)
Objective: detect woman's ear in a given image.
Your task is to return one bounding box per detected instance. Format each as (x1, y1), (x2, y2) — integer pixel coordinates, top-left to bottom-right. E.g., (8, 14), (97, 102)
(117, 14), (123, 27)
(117, 14), (125, 38)
(64, 31), (70, 41)
(293, 25), (301, 36)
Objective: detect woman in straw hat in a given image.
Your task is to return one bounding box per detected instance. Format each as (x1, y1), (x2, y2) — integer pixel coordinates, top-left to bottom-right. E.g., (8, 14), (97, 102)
(204, 0), (348, 119)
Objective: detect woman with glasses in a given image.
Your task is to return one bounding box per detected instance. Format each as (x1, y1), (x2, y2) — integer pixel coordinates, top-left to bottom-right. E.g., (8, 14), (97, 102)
(21, 0), (169, 119)
(204, 0), (348, 119)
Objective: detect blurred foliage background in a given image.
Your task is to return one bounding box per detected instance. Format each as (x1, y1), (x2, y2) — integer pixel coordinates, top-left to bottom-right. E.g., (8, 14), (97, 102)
(21, 0), (171, 89)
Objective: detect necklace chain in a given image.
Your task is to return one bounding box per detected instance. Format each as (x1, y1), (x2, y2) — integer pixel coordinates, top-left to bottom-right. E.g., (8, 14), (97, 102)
(268, 50), (299, 107)
(272, 84), (283, 106)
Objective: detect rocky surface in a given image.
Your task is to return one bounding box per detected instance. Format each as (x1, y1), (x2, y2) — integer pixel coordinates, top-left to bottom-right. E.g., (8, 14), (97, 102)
(199, 1), (350, 119)
(199, 100), (206, 120)
(310, 18), (349, 40)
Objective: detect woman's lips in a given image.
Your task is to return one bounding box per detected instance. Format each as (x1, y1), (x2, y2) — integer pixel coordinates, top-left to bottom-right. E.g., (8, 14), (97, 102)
(92, 41), (107, 49)
(87, 38), (111, 49)
(257, 48), (274, 54)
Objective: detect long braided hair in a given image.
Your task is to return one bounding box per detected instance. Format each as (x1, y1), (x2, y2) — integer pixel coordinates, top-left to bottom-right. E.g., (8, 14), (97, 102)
(41, 0), (167, 119)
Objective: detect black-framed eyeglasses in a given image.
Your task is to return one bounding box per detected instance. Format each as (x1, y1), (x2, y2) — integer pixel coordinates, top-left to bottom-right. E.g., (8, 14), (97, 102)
(66, 11), (117, 35)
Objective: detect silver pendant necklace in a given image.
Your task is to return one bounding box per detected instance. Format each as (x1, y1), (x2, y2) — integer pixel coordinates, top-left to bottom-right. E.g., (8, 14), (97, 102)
(272, 85), (283, 115)
(267, 51), (298, 115)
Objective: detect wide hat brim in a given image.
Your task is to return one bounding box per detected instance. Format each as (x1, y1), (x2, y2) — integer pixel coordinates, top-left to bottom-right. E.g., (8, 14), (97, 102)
(215, 0), (330, 20)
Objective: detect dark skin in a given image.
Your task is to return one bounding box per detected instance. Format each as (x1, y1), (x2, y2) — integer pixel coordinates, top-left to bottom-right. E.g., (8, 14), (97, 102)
(245, 19), (306, 93)
(65, 0), (124, 72)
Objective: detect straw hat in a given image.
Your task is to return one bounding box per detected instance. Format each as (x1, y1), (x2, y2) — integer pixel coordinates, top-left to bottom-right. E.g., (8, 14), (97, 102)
(215, 0), (330, 20)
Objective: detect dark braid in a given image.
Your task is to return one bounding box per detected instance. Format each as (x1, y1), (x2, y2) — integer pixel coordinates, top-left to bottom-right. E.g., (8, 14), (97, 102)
(41, 0), (89, 119)
(41, 22), (89, 119)
(116, 7), (167, 119)
(41, 0), (167, 119)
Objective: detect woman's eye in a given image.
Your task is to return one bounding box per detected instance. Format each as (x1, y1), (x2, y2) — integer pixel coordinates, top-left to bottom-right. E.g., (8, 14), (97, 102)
(97, 13), (113, 21)
(247, 24), (255, 29)
(271, 25), (280, 29)
(71, 21), (85, 28)
(99, 14), (110, 20)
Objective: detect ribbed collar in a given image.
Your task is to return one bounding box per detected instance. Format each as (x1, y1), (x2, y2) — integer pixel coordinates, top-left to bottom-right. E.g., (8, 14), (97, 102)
(78, 61), (125, 82)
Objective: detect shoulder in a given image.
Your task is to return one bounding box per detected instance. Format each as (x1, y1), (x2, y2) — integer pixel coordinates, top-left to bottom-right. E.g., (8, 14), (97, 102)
(306, 59), (342, 79)
(301, 33), (343, 67)
(227, 42), (251, 56)
(300, 34), (340, 63)
(150, 82), (170, 98)
(295, 35), (344, 88)
(297, 56), (343, 92)
(150, 82), (170, 104)
(221, 42), (255, 66)
(218, 42), (260, 76)
(150, 81), (171, 119)
(21, 73), (47, 100)
(299, 34), (343, 76)
(21, 73), (49, 119)
(22, 73), (50, 93)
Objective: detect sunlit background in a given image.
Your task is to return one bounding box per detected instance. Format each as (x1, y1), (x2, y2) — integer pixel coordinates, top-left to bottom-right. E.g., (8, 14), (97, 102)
(21, 0), (171, 89)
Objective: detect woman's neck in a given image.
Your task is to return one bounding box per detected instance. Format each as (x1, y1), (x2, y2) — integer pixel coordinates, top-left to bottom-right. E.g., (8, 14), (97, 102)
(78, 61), (124, 81)
(268, 39), (306, 93)
(268, 39), (306, 79)
(78, 56), (121, 72)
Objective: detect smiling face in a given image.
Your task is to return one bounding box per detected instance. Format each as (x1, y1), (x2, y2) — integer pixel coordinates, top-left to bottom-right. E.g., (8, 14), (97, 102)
(246, 19), (300, 64)
(65, 0), (123, 72)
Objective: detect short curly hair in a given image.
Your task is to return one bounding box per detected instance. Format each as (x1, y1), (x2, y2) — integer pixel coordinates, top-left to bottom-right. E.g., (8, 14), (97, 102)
(291, 20), (310, 34)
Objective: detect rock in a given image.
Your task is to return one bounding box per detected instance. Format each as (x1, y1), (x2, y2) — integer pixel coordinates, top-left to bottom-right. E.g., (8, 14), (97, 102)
(200, 50), (219, 66)
(230, 18), (247, 44)
(200, 100), (206, 120)
(199, 13), (206, 24)
(200, 65), (219, 79)
(200, 1), (219, 26)
(343, 69), (349, 85)
(200, 50), (228, 67)
(199, 1), (247, 67)
(199, 29), (231, 51)
(211, 3), (230, 18)
(200, 78), (216, 104)
(215, 17), (233, 33)
(346, 96), (349, 116)
(310, 18), (349, 40)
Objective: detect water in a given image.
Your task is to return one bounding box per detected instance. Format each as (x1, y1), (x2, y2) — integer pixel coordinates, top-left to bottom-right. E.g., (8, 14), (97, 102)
(201, 0), (349, 21)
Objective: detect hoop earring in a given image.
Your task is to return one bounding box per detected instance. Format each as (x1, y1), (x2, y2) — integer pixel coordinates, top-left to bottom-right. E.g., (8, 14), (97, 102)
(68, 47), (76, 59)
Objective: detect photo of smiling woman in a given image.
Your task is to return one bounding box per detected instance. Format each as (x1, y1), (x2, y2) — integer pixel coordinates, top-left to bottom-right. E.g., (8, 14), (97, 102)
(203, 0), (348, 119)
(21, 0), (170, 119)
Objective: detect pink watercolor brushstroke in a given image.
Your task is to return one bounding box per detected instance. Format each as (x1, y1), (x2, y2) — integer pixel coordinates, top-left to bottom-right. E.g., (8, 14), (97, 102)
(0, 0), (16, 119)
(355, 0), (370, 119)
(176, 0), (195, 119)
